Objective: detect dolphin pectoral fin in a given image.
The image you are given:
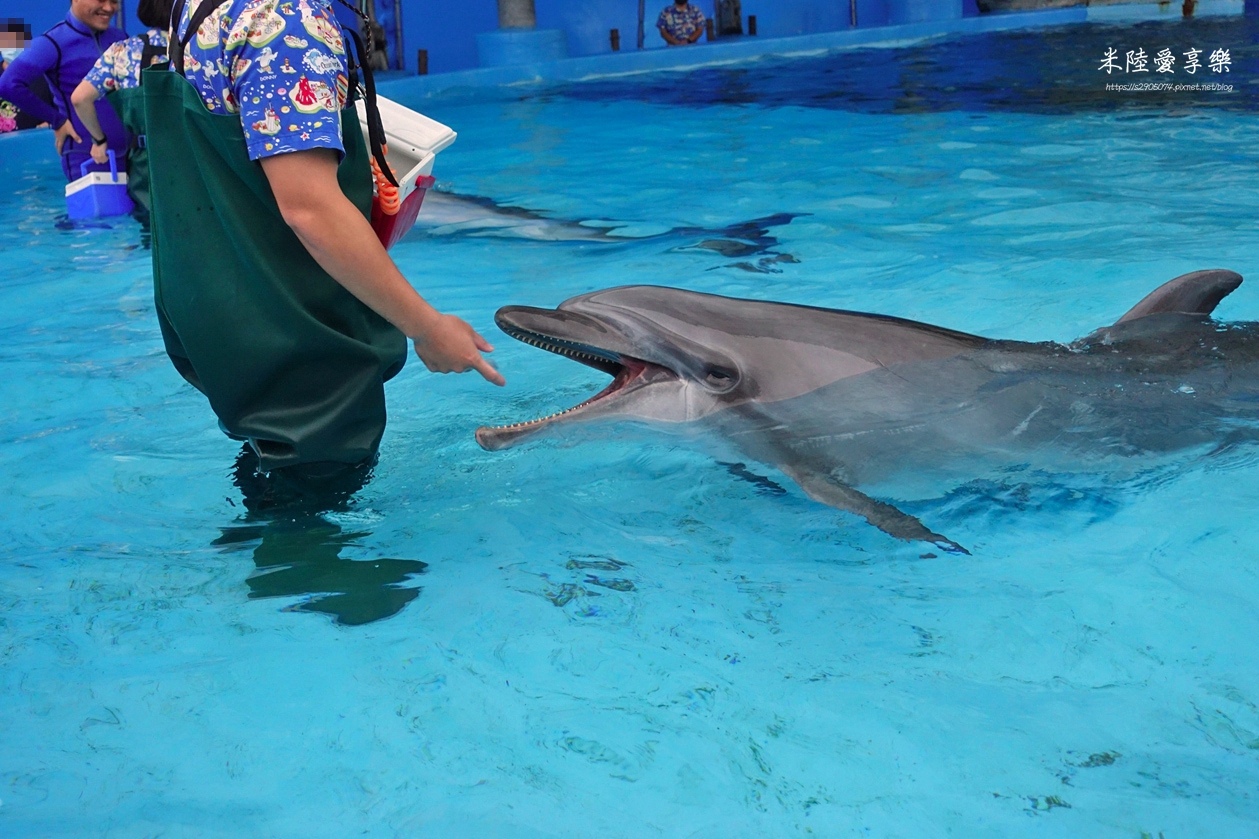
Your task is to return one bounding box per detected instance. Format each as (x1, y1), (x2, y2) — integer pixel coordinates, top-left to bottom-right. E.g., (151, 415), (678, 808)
(780, 464), (970, 555)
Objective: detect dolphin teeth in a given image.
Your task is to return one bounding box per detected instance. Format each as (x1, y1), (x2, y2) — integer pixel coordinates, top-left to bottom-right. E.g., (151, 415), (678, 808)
(505, 326), (618, 367)
(487, 325), (643, 434)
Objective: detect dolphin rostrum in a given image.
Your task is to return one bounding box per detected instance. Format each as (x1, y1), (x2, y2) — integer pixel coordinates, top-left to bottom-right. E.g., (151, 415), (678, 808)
(475, 270), (1254, 552)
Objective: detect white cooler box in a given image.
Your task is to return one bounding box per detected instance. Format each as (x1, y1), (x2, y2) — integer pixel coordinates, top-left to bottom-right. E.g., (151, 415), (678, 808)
(357, 95), (457, 249)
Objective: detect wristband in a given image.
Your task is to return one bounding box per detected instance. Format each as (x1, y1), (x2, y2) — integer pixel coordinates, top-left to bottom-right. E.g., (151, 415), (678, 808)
(91, 134), (107, 145)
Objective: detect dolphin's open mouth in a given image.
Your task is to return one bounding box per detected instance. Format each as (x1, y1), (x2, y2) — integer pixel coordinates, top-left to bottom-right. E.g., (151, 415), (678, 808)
(475, 321), (653, 450)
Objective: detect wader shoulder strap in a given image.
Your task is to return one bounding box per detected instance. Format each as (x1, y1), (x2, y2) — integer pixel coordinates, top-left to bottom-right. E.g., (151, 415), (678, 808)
(169, 0), (223, 76)
(140, 32), (168, 68)
(341, 23), (396, 189)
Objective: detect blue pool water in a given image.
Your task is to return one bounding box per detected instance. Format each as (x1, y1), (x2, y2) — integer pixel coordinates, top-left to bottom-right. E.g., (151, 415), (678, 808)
(2, 15), (1259, 837)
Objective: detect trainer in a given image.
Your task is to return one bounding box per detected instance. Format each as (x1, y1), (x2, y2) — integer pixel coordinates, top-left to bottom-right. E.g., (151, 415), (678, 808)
(142, 0), (504, 476)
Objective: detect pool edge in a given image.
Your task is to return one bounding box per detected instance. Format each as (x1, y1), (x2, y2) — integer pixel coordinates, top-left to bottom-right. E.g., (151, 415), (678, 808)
(377, 9), (1090, 100)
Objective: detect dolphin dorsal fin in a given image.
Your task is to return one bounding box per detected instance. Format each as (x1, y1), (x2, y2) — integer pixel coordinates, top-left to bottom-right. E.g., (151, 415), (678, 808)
(1113, 269), (1243, 325)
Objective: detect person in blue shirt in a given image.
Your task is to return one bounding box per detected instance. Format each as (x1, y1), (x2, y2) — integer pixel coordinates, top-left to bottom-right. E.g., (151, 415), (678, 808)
(68, 0), (172, 216)
(657, 0), (706, 46)
(144, 0), (503, 478)
(0, 0), (128, 179)
(71, 0), (172, 166)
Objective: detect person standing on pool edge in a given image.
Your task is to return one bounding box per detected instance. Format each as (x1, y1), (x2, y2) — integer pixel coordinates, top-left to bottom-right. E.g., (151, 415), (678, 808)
(0, 0), (127, 178)
(657, 0), (706, 46)
(144, 0), (504, 477)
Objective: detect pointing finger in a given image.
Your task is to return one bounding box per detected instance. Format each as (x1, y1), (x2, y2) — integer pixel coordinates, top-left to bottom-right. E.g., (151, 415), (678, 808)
(474, 356), (506, 386)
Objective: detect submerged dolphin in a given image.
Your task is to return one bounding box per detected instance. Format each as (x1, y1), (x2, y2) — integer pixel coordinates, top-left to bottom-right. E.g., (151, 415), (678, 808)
(416, 190), (800, 268)
(416, 191), (627, 241)
(475, 270), (1257, 552)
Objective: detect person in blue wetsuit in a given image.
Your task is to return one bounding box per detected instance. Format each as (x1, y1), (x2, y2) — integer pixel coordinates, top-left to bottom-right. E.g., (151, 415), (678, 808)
(1, 21), (53, 132)
(1, 20), (36, 133)
(0, 0), (127, 179)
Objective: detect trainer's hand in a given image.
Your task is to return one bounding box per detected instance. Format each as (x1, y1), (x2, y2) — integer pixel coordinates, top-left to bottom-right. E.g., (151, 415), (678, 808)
(412, 313), (505, 386)
(54, 120), (81, 155)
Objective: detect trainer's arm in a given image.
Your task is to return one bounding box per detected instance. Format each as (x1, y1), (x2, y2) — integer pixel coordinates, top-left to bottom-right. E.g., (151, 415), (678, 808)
(70, 79), (109, 164)
(259, 147), (505, 386)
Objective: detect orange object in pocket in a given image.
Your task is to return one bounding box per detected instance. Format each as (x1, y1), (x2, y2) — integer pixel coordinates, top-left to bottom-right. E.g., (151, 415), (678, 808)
(371, 178), (434, 250)
(371, 149), (403, 216)
(358, 97), (457, 250)
(369, 145), (434, 250)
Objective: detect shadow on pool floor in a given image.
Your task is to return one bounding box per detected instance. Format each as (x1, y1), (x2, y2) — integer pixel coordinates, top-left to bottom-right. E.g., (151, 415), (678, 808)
(211, 448), (427, 626)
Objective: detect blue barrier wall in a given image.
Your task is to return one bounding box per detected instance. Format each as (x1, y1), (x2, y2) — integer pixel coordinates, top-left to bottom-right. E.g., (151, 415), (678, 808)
(0, 0), (998, 76)
(398, 0), (969, 74)
(394, 0), (498, 75)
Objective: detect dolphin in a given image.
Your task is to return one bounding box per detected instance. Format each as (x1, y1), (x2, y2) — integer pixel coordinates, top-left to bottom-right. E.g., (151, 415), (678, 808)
(415, 190), (801, 269)
(416, 190), (627, 241)
(475, 270), (1258, 552)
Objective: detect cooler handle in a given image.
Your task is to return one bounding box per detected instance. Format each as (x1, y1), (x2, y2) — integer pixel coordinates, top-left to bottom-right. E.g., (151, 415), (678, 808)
(79, 150), (122, 183)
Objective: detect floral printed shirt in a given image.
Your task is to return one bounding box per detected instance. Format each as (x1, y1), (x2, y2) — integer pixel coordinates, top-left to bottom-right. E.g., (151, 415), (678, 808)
(0, 101), (17, 133)
(0, 54), (15, 132)
(84, 29), (171, 93)
(656, 3), (706, 41)
(175, 0), (350, 160)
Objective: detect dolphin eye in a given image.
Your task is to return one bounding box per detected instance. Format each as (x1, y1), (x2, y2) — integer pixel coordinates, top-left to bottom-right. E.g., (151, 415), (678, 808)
(704, 367), (737, 390)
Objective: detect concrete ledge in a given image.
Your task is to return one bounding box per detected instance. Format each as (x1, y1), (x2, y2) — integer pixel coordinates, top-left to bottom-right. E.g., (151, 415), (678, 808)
(380, 8), (1088, 100)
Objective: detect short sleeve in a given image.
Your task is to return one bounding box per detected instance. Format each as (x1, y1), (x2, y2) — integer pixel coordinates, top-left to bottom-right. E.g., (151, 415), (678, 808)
(225, 0), (350, 161)
(84, 39), (131, 94)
